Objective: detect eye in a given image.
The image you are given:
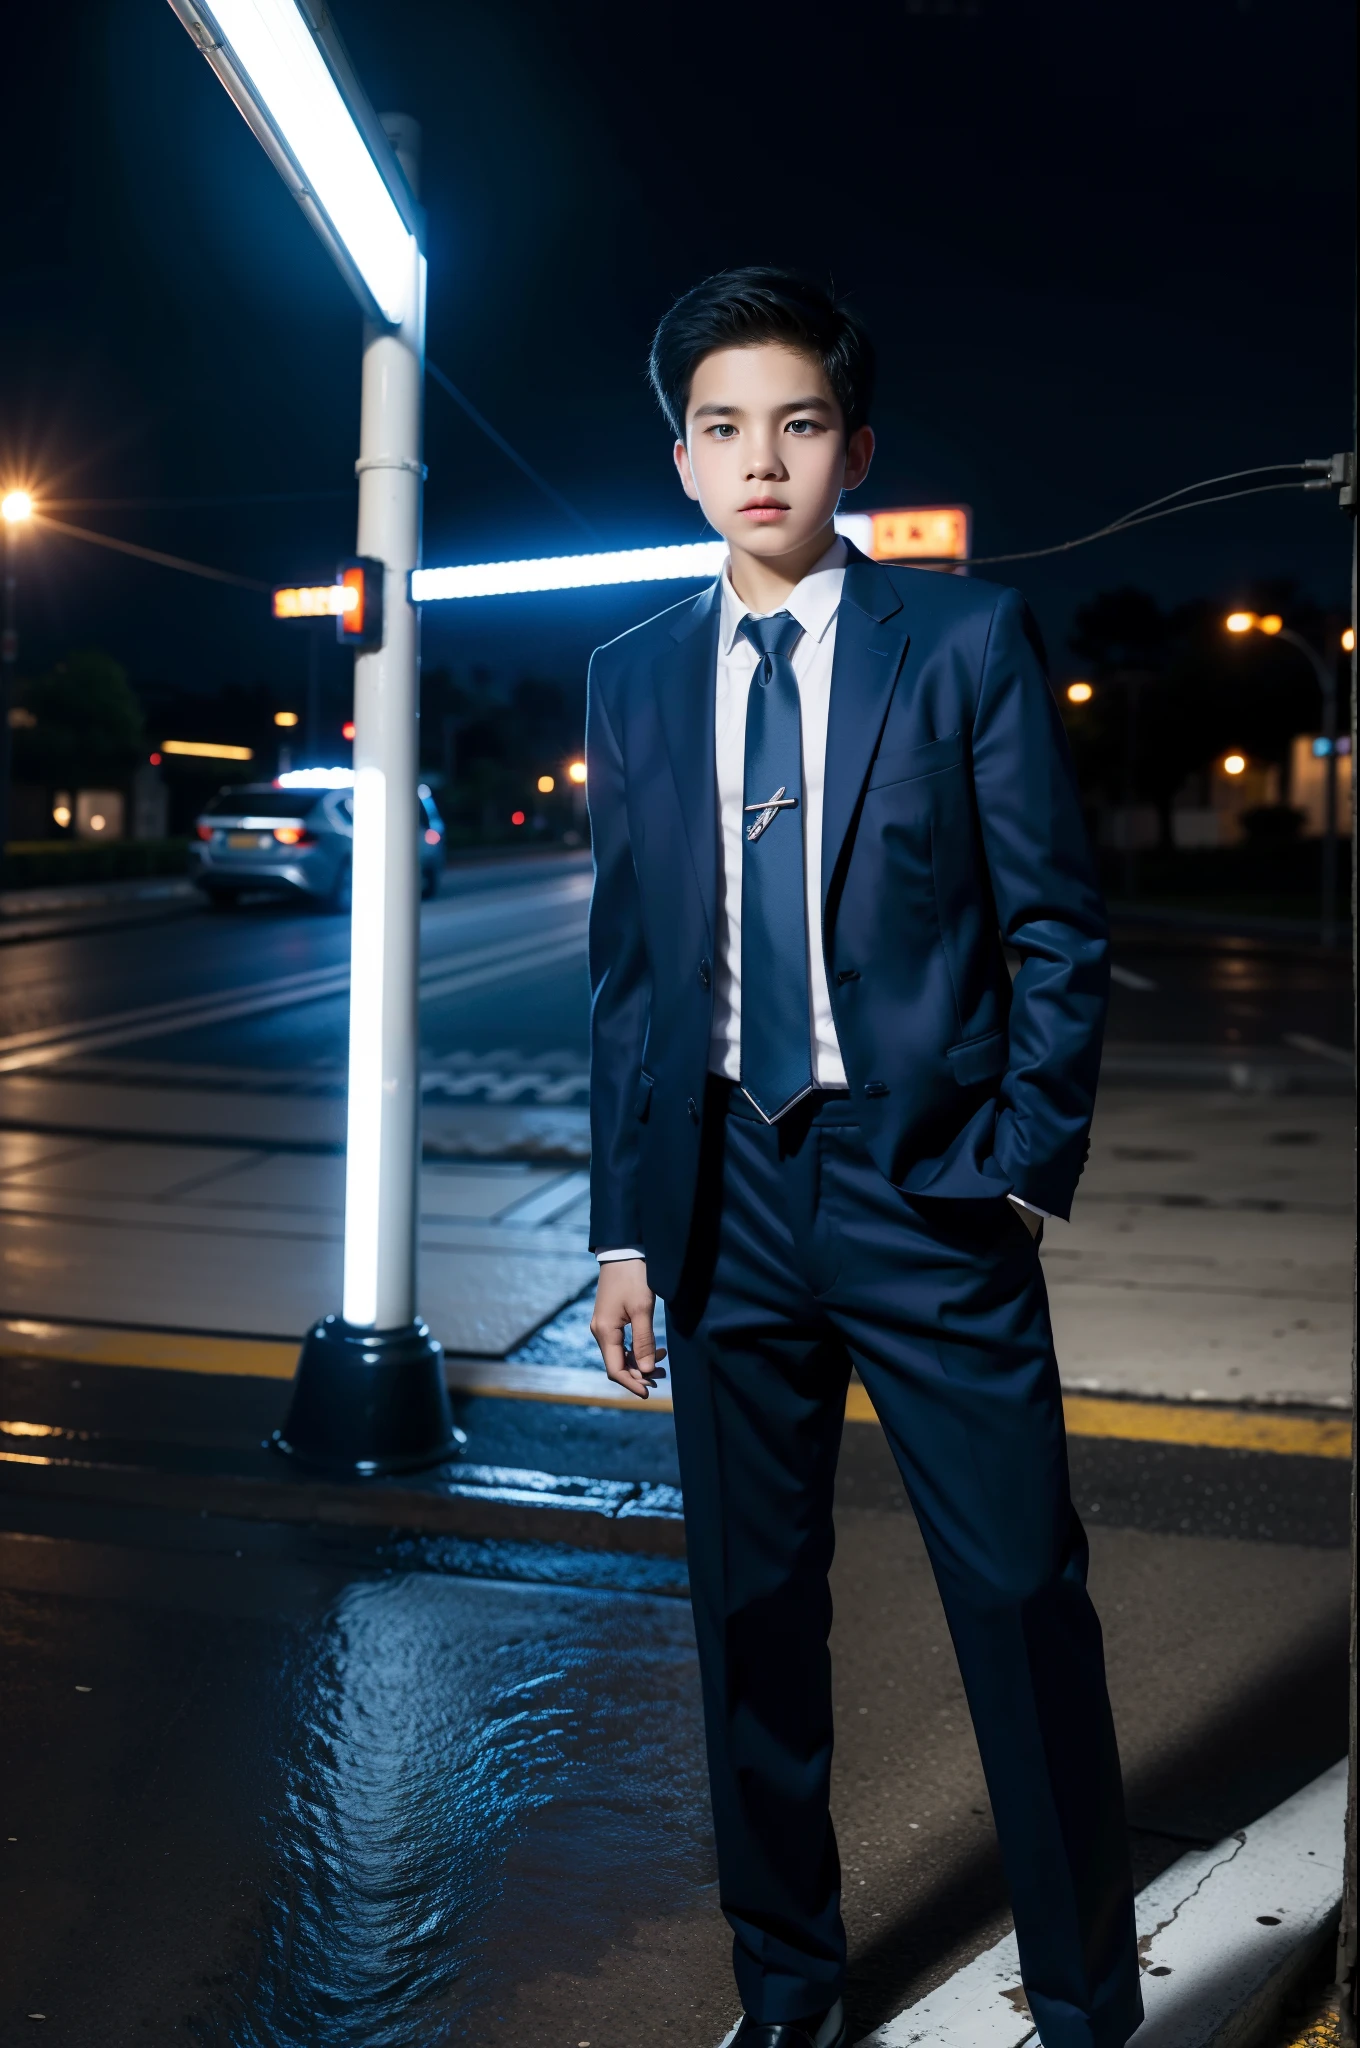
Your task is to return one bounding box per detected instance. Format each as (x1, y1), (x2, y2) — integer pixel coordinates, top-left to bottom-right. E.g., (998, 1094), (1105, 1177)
(707, 422), (738, 439)
(786, 417), (822, 436)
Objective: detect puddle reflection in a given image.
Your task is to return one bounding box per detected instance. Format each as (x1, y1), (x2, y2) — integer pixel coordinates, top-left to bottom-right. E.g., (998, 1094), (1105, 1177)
(206, 1572), (708, 2046)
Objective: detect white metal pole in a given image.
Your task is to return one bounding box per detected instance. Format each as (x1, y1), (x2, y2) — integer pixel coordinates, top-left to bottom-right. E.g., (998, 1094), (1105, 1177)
(342, 113), (426, 1332)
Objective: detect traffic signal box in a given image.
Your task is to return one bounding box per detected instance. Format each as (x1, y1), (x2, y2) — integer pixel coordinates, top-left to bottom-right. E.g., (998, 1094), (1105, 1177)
(336, 558), (384, 651)
(271, 559), (385, 651)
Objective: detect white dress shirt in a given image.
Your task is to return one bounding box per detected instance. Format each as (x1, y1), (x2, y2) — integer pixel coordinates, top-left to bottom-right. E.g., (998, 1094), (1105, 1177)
(596, 538), (1045, 1262)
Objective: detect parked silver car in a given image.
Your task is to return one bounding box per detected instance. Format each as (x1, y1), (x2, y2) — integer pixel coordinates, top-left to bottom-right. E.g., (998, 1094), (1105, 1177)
(190, 777), (446, 910)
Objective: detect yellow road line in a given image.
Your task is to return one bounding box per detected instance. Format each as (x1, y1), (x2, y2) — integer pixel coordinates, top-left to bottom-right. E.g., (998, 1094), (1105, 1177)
(0, 1317), (296, 1380)
(1061, 1392), (1351, 1459)
(844, 1379), (1351, 1457)
(0, 1317), (1349, 1457)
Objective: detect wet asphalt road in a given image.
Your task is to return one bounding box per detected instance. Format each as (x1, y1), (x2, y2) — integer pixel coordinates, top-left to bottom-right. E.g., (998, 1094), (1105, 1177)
(0, 853), (1352, 1072)
(0, 859), (1354, 2044)
(0, 1367), (1350, 2047)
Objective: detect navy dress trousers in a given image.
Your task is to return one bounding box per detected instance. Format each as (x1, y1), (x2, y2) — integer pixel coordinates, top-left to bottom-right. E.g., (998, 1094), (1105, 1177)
(584, 549), (1140, 2048)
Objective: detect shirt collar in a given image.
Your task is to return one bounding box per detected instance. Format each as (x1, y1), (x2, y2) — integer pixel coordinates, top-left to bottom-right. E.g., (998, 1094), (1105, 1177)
(719, 535), (848, 656)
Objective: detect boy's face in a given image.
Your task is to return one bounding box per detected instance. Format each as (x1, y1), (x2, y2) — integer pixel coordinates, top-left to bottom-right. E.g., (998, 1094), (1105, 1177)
(674, 342), (873, 564)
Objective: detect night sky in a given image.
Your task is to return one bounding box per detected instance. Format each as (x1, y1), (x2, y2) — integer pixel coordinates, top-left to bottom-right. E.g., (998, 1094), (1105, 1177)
(3, 0), (1355, 718)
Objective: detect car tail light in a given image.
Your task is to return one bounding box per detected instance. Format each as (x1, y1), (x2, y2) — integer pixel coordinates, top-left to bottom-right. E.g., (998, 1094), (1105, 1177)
(273, 826), (317, 847)
(195, 822), (213, 841)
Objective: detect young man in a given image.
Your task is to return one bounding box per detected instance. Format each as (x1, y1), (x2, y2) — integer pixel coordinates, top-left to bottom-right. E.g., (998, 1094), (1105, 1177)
(586, 269), (1139, 2048)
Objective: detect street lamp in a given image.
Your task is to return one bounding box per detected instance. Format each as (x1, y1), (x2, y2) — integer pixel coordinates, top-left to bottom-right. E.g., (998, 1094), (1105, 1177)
(1066, 681), (1094, 705)
(169, 0), (455, 1475)
(1, 489), (36, 863)
(1223, 611), (1346, 945)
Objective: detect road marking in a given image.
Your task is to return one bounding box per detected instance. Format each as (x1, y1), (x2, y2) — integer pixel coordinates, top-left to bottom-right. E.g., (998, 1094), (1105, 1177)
(0, 923), (586, 1074)
(0, 1316), (1350, 1457)
(1283, 1032), (1354, 1068)
(847, 1380), (1348, 1454)
(1109, 964), (1158, 990)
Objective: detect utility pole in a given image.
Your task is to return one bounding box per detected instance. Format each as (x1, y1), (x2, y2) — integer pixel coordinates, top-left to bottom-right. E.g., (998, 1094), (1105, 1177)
(0, 491), (33, 865)
(167, 2), (454, 1477)
(280, 112), (455, 1475)
(0, 522), (16, 863)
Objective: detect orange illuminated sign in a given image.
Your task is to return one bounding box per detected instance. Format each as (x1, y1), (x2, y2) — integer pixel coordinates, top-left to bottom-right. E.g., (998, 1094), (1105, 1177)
(272, 559), (384, 650)
(272, 583), (358, 620)
(867, 506), (971, 562)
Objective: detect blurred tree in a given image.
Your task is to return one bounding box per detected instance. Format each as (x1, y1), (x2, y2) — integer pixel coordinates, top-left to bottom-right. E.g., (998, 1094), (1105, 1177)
(13, 649), (145, 788)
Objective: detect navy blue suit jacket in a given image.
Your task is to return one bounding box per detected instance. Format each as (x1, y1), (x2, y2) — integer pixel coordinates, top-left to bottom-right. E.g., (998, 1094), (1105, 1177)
(586, 548), (1109, 1301)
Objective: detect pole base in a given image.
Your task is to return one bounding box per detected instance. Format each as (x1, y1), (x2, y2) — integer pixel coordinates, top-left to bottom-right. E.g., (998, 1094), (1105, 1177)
(272, 1315), (461, 1478)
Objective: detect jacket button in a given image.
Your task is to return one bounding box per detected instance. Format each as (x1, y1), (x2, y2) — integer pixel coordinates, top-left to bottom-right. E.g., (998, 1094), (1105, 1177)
(836, 967), (861, 985)
(687, 1096), (699, 1123)
(863, 1080), (889, 1098)
(698, 958), (711, 989)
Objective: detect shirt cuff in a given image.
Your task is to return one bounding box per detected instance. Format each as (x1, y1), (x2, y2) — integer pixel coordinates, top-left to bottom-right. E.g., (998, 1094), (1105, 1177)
(596, 1247), (646, 1263)
(1007, 1195), (1053, 1220)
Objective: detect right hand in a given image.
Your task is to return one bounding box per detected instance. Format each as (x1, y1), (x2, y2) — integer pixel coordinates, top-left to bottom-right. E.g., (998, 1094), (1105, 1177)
(590, 1259), (667, 1400)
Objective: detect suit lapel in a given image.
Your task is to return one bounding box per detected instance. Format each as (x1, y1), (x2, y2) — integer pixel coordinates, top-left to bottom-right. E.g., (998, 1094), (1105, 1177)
(821, 556), (910, 907)
(652, 579), (721, 942)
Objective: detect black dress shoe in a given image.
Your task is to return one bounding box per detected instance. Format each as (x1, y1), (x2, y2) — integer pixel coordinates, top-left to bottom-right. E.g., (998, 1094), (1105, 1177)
(731, 2004), (847, 2048)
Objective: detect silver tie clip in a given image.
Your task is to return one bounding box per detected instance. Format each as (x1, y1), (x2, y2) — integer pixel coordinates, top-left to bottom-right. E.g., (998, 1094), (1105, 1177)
(744, 786), (799, 842)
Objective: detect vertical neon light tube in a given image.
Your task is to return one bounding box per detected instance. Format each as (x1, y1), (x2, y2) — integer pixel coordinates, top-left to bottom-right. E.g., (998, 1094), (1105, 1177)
(342, 763), (386, 1326)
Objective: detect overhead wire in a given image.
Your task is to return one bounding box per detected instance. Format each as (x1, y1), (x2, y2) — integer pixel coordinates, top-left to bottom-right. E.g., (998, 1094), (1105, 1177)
(426, 361), (602, 543)
(33, 515), (270, 591)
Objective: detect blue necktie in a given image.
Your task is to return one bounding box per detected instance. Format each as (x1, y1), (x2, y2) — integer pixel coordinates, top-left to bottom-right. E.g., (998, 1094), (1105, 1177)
(737, 612), (813, 1122)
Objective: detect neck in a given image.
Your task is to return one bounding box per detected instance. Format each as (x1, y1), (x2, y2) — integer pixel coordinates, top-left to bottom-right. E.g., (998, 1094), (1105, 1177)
(725, 520), (838, 615)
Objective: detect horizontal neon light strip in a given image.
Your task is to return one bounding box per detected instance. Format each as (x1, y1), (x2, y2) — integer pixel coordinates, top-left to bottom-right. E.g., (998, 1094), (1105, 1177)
(412, 541), (726, 602)
(161, 739), (254, 761)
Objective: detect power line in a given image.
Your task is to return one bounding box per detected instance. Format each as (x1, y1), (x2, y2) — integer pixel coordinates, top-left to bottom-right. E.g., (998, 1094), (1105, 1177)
(41, 490), (354, 512)
(426, 360), (602, 543)
(968, 476), (1322, 566)
(34, 515), (270, 591)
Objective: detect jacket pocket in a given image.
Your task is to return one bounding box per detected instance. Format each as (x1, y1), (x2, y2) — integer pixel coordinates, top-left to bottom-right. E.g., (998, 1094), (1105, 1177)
(868, 728), (965, 792)
(633, 1070), (654, 1122)
(945, 1030), (1006, 1087)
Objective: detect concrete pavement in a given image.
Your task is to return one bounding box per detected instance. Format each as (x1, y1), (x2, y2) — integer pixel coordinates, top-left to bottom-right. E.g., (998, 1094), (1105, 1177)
(0, 1075), (1349, 1410)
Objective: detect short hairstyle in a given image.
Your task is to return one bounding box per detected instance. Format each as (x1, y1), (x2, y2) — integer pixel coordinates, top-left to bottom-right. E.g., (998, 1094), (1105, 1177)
(648, 268), (876, 440)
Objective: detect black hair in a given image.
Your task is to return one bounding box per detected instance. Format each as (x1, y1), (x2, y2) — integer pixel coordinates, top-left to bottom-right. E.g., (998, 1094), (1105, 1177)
(648, 268), (876, 440)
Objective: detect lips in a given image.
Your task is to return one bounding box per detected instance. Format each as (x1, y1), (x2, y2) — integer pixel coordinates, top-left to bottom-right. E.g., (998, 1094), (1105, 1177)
(739, 499), (789, 521)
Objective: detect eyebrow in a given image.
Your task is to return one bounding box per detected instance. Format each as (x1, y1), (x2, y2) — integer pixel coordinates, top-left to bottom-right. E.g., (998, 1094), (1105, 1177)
(691, 396), (835, 418)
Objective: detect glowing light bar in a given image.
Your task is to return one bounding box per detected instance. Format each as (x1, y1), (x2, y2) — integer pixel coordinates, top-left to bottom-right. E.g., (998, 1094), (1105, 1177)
(412, 507), (974, 605)
(173, 0), (418, 325)
(413, 541), (726, 603)
(277, 766), (354, 788)
(343, 764), (386, 1325)
(161, 739), (254, 761)
(273, 582), (360, 619)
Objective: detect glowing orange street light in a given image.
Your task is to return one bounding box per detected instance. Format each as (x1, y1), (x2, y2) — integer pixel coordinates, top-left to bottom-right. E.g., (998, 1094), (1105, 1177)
(567, 760), (587, 785)
(537, 774), (555, 794)
(1222, 753), (1247, 776)
(1343, 628), (1356, 654)
(274, 710), (300, 727)
(1, 491), (34, 525)
(1257, 614), (1283, 635)
(1066, 681), (1094, 705)
(1225, 612), (1256, 634)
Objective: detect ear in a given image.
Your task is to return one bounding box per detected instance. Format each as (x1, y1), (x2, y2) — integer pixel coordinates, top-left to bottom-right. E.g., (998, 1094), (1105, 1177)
(673, 438), (701, 503)
(841, 425), (875, 494)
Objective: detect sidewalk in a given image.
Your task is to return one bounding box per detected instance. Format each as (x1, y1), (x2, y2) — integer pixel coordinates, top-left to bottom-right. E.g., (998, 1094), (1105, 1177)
(0, 1070), (1349, 1408)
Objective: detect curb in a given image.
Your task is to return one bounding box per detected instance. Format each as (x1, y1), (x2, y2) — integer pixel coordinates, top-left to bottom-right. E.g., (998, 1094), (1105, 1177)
(851, 1761), (1345, 2048)
(0, 1449), (686, 1555)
